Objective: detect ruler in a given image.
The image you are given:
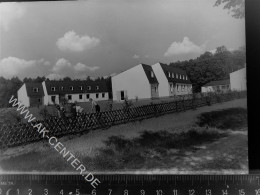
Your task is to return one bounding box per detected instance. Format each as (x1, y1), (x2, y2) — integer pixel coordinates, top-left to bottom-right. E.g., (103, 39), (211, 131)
(0, 174), (259, 195)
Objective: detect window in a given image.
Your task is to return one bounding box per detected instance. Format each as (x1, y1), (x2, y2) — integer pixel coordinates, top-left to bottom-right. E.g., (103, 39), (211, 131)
(102, 93), (105, 98)
(172, 73), (174, 78)
(86, 94), (90, 99)
(168, 72), (171, 77)
(69, 86), (74, 91)
(51, 96), (56, 102)
(170, 83), (174, 92)
(177, 84), (179, 92)
(87, 86), (91, 90)
(79, 86), (83, 90)
(51, 87), (56, 91)
(38, 98), (41, 102)
(186, 76), (188, 80)
(60, 86), (64, 90)
(33, 87), (39, 92)
(96, 93), (99, 98)
(151, 71), (154, 78)
(68, 95), (72, 100)
(79, 94), (82, 99)
(176, 74), (178, 79)
(96, 86), (99, 90)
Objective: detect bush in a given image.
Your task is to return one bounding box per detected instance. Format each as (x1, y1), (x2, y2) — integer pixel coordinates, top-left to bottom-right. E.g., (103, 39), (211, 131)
(196, 108), (247, 130)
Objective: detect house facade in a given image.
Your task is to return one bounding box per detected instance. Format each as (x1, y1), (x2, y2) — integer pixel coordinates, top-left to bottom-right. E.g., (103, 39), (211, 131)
(42, 80), (109, 105)
(230, 67), (246, 91)
(17, 80), (109, 107)
(112, 64), (159, 101)
(151, 63), (192, 97)
(17, 82), (45, 107)
(201, 79), (230, 93)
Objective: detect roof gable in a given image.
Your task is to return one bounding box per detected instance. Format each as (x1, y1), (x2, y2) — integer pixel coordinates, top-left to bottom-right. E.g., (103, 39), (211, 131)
(141, 64), (159, 84)
(25, 82), (44, 98)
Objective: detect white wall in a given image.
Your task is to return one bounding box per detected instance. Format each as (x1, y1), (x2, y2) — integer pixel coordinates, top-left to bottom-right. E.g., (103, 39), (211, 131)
(17, 83), (30, 107)
(152, 63), (169, 97)
(47, 95), (60, 105)
(201, 86), (214, 93)
(176, 83), (192, 95)
(66, 92), (109, 103)
(230, 68), (247, 91)
(42, 81), (49, 105)
(112, 64), (151, 101)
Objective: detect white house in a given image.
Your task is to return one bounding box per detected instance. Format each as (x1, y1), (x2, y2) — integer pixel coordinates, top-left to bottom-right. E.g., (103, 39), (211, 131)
(151, 63), (192, 97)
(42, 80), (109, 105)
(17, 82), (45, 107)
(112, 64), (159, 101)
(230, 67), (247, 91)
(201, 79), (230, 93)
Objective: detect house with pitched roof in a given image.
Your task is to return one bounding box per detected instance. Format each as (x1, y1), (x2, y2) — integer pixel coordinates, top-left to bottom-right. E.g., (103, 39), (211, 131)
(17, 82), (45, 107)
(112, 64), (159, 101)
(201, 79), (230, 93)
(42, 80), (109, 105)
(151, 63), (192, 97)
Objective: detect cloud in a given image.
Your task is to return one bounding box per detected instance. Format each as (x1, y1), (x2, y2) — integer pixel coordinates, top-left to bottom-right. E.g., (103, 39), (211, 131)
(51, 58), (100, 78)
(52, 58), (72, 73)
(74, 63), (100, 72)
(164, 37), (204, 56)
(56, 31), (100, 52)
(0, 57), (47, 78)
(133, 54), (140, 59)
(0, 3), (25, 31)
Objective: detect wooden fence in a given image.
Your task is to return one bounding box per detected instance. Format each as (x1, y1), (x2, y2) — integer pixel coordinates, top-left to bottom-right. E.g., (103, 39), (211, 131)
(0, 91), (247, 149)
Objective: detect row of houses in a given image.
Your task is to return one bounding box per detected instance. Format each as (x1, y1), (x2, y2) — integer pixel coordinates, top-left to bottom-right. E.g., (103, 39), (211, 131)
(17, 63), (246, 107)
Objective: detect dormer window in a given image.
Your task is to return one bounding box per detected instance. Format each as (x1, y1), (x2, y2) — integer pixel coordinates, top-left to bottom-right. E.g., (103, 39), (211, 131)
(33, 87), (39, 92)
(51, 87), (56, 91)
(176, 74), (178, 79)
(96, 86), (99, 90)
(87, 86), (91, 90)
(79, 86), (83, 90)
(183, 75), (185, 79)
(186, 76), (188, 80)
(151, 71), (154, 78)
(59, 86), (64, 90)
(168, 72), (171, 77)
(70, 86), (74, 91)
(172, 73), (174, 78)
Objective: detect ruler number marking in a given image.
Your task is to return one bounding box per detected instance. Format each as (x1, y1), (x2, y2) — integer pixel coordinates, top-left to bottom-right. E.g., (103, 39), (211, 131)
(140, 189), (145, 195)
(239, 189), (245, 195)
(189, 189), (195, 195)
(173, 189), (178, 195)
(44, 188), (48, 195)
(92, 189), (96, 195)
(255, 189), (260, 195)
(156, 190), (163, 195)
(206, 189), (212, 195)
(124, 189), (128, 195)
(28, 189), (32, 195)
(108, 189), (112, 195)
(222, 189), (228, 195)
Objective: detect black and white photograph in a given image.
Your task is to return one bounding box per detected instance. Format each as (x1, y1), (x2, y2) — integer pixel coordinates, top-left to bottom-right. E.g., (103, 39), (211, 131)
(0, 0), (247, 175)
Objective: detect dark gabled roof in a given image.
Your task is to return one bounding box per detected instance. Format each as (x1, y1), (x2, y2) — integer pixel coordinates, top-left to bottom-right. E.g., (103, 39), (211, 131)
(141, 64), (159, 84)
(25, 82), (44, 98)
(202, 79), (230, 87)
(159, 63), (192, 84)
(45, 80), (109, 95)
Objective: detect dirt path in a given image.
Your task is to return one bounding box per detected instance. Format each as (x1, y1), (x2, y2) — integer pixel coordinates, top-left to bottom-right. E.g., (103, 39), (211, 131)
(0, 98), (247, 173)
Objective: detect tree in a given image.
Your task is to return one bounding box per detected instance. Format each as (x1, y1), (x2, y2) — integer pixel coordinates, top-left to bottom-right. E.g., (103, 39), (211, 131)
(215, 0), (245, 19)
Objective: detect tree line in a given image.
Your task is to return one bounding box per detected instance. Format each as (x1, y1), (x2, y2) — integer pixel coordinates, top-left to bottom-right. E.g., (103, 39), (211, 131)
(169, 45), (246, 92)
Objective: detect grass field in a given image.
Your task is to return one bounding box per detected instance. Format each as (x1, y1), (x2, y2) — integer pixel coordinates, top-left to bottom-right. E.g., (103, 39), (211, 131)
(0, 98), (248, 173)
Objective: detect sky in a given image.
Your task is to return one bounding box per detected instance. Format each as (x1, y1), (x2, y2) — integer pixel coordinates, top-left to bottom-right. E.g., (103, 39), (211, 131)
(0, 0), (245, 79)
